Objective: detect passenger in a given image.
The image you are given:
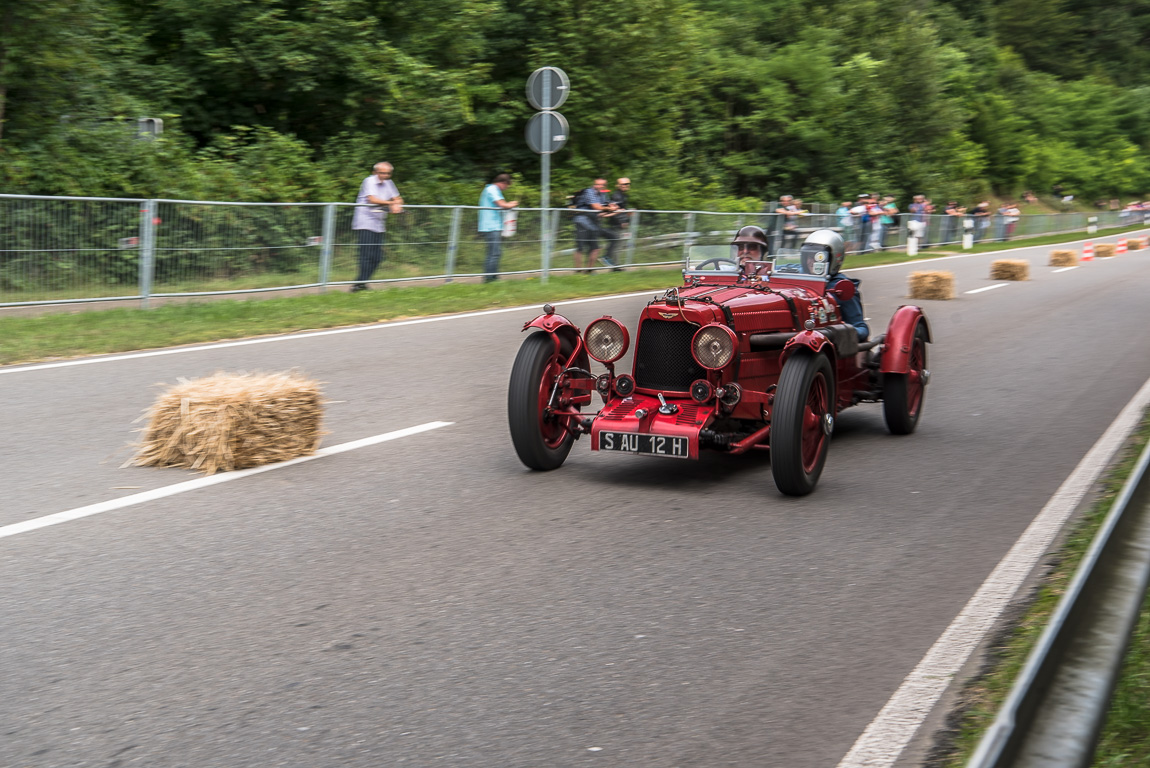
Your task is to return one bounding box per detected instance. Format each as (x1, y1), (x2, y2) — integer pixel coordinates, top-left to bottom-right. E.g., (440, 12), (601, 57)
(799, 230), (869, 341)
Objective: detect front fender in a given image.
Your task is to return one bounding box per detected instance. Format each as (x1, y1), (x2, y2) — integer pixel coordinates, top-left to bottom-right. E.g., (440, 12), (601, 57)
(880, 305), (931, 374)
(780, 330), (832, 365)
(522, 313), (590, 371)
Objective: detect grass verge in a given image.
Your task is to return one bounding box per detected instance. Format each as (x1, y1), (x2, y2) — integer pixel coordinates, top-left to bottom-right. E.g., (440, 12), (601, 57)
(1, 223), (1147, 366)
(932, 410), (1150, 766)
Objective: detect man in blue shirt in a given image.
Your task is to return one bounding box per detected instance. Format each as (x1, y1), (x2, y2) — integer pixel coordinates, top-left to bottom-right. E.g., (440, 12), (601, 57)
(478, 173), (519, 282)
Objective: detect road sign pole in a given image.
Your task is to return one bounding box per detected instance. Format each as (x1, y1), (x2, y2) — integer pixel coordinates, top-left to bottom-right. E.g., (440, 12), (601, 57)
(541, 152), (551, 282)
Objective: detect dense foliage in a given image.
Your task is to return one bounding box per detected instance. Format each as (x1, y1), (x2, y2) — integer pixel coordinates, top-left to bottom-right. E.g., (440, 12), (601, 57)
(1, 0), (1148, 207)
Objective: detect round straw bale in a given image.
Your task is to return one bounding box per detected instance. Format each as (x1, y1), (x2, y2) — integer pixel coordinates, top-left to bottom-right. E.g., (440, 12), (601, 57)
(132, 371), (325, 475)
(1094, 243), (1117, 258)
(908, 271), (955, 300)
(990, 259), (1029, 281)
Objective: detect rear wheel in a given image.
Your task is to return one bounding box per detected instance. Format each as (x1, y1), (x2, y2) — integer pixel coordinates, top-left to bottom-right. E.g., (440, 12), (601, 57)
(771, 352), (834, 496)
(882, 323), (928, 435)
(508, 333), (578, 470)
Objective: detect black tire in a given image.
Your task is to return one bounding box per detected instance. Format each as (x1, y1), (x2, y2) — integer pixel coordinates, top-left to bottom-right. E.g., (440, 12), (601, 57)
(770, 352), (834, 496)
(508, 332), (578, 470)
(882, 322), (928, 435)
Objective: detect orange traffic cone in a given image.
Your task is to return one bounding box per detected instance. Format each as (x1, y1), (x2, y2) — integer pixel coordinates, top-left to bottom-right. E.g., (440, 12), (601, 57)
(1117, 239), (1127, 255)
(1082, 241), (1094, 261)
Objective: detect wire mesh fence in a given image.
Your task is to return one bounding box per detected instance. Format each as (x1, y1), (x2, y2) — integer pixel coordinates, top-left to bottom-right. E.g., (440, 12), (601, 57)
(1, 193), (1147, 308)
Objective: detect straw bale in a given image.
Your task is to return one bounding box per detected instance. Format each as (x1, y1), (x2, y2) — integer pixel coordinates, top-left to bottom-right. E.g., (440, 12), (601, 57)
(1095, 243), (1117, 258)
(1048, 250), (1078, 267)
(1128, 237), (1146, 251)
(990, 259), (1029, 281)
(132, 371), (324, 475)
(908, 271), (955, 300)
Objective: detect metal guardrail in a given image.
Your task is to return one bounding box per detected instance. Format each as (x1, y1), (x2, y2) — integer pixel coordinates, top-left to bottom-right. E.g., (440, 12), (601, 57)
(968, 435), (1150, 767)
(1, 193), (1147, 308)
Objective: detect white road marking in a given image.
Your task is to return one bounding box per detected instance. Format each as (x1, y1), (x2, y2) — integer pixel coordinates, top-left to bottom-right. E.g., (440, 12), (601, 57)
(965, 283), (1010, 294)
(1052, 266), (1080, 273)
(835, 373), (1150, 768)
(0, 421), (452, 541)
(0, 292), (659, 376)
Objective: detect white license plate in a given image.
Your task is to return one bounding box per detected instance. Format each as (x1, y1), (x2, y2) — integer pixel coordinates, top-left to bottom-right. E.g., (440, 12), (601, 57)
(599, 432), (689, 458)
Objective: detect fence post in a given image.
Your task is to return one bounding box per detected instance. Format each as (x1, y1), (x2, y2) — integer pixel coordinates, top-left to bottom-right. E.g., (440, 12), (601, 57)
(626, 210), (640, 266)
(683, 211), (696, 265)
(319, 203), (335, 291)
(445, 206), (462, 282)
(139, 199), (156, 309)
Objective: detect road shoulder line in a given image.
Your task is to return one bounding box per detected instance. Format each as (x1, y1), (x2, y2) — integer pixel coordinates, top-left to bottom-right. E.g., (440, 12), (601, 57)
(835, 373), (1150, 768)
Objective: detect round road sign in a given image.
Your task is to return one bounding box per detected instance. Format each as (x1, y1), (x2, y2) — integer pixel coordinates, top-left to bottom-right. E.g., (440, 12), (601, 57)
(525, 111), (568, 155)
(526, 67), (570, 111)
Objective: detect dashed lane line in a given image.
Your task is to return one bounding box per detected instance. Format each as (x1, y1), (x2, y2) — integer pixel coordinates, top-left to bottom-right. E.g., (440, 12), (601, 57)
(965, 283), (1010, 295)
(835, 372), (1150, 768)
(0, 421), (453, 541)
(1053, 266), (1080, 273)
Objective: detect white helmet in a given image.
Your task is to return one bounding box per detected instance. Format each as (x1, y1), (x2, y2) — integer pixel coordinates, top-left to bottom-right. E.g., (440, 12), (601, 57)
(800, 229), (846, 275)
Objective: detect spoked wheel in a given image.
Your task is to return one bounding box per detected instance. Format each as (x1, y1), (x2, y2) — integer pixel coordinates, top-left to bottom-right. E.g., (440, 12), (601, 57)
(882, 322), (929, 435)
(770, 352), (834, 496)
(508, 332), (579, 470)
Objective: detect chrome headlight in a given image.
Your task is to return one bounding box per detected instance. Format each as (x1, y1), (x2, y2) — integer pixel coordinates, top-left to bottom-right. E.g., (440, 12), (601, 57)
(585, 317), (629, 364)
(692, 324), (737, 370)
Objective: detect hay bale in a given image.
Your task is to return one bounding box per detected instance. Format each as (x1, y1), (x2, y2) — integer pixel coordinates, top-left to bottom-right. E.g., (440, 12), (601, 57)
(1095, 243), (1117, 258)
(990, 259), (1029, 280)
(132, 371), (324, 474)
(1049, 250), (1078, 267)
(908, 271), (955, 300)
(1128, 237), (1146, 251)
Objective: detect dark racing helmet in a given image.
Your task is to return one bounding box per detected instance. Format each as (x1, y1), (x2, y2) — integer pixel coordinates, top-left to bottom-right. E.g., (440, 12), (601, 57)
(730, 225), (769, 262)
(799, 229), (846, 276)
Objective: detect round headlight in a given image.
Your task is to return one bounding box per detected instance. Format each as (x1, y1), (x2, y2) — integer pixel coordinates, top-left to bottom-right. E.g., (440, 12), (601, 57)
(585, 317), (630, 364)
(692, 324), (737, 370)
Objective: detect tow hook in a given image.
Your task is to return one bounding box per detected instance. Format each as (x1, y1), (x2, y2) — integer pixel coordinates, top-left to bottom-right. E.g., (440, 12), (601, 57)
(657, 393), (680, 415)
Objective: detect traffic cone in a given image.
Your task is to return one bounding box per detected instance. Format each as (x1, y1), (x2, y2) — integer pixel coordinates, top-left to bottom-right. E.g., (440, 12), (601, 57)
(1117, 239), (1127, 255)
(1082, 241), (1094, 261)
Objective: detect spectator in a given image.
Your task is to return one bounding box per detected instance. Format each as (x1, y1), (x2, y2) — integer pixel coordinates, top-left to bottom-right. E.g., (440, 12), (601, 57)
(942, 200), (965, 245)
(1023, 190), (1038, 205)
(775, 195), (801, 250)
(970, 200), (992, 241)
(1001, 202), (1021, 239)
(572, 177), (617, 270)
(879, 195), (899, 249)
(835, 200), (855, 251)
(866, 195), (885, 252)
(350, 162), (403, 292)
(477, 172), (519, 282)
(908, 194), (931, 249)
(600, 177), (632, 270)
(852, 194), (872, 253)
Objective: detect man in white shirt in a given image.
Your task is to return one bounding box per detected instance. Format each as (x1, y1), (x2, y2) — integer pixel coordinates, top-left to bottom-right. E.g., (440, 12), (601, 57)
(350, 162), (402, 292)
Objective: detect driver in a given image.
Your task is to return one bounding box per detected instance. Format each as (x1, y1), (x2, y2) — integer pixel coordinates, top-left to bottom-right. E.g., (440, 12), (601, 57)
(800, 230), (869, 341)
(729, 225), (769, 270)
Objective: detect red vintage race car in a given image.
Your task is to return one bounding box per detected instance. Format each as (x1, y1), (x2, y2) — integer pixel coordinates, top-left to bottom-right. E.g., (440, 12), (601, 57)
(507, 227), (931, 496)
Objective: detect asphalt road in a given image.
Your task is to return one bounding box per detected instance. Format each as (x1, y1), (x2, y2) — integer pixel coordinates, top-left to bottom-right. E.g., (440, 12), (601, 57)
(3, 234), (1150, 767)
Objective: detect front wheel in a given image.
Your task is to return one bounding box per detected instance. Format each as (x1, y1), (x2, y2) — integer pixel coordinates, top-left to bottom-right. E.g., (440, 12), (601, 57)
(771, 352), (834, 496)
(882, 322), (929, 435)
(508, 332), (578, 470)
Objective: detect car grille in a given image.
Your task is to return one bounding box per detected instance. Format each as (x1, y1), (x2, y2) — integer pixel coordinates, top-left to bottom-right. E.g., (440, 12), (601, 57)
(634, 319), (705, 392)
